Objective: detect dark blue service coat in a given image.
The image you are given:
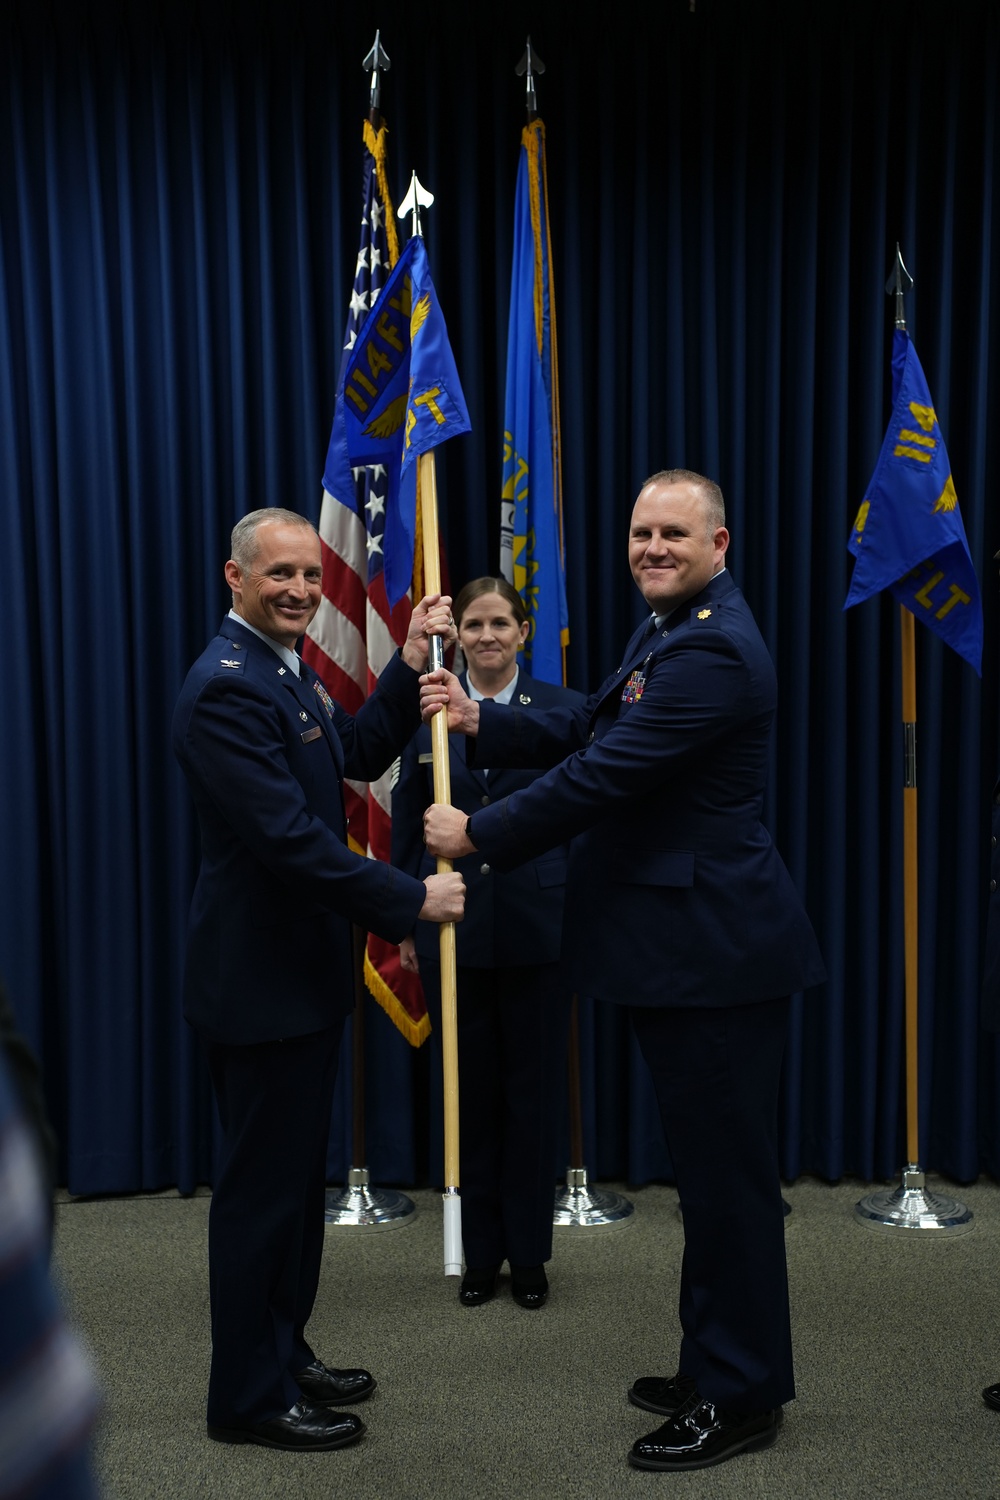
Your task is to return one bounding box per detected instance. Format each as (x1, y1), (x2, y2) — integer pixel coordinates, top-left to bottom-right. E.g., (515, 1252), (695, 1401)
(173, 615), (428, 1045)
(466, 571), (826, 1007)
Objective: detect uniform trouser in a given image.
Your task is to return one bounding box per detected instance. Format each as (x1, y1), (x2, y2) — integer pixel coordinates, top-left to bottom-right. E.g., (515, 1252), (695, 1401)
(203, 1023), (342, 1425)
(423, 961), (572, 1269)
(629, 996), (793, 1415)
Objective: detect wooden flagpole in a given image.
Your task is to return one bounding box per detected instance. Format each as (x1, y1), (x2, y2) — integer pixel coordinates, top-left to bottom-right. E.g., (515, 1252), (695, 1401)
(418, 450), (462, 1274)
(900, 604), (920, 1166)
(854, 245), (970, 1233)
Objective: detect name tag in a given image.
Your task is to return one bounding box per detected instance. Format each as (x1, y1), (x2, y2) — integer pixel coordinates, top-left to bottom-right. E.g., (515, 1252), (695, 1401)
(418, 752), (434, 764)
(301, 726), (323, 743)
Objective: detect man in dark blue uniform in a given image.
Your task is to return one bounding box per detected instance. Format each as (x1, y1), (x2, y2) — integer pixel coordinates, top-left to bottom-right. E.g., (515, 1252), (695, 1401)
(173, 508), (464, 1452)
(422, 469), (825, 1472)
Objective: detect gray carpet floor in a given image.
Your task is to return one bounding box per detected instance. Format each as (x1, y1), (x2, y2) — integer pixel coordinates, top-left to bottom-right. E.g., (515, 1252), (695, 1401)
(53, 1175), (1000, 1499)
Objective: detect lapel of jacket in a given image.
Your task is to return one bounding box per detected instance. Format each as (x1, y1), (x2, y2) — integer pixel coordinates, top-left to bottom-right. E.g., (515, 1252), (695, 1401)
(220, 617), (345, 773)
(295, 659), (345, 774)
(457, 672), (488, 792)
(591, 572), (736, 716)
(590, 619), (660, 715)
(486, 669), (541, 794)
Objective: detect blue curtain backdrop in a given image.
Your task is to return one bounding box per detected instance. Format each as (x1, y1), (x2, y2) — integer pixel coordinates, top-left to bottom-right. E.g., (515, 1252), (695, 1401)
(1, 0), (998, 1193)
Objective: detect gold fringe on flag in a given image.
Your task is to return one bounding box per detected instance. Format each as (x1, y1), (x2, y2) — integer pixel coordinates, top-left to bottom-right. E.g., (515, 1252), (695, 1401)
(364, 948), (432, 1046)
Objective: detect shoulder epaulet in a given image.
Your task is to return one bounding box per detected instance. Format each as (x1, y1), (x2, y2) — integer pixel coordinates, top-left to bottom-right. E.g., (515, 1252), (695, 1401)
(214, 641), (247, 674)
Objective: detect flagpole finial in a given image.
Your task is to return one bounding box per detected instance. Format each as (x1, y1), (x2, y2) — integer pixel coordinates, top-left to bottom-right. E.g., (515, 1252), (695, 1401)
(398, 171), (434, 239)
(362, 30), (390, 119)
(885, 243), (913, 331)
(515, 37), (546, 122)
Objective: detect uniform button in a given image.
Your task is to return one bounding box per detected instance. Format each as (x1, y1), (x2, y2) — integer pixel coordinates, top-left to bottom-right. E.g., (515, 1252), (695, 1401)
(480, 794), (490, 806)
(480, 863), (491, 876)
(992, 879), (998, 893)
(588, 731), (595, 743)
(993, 836), (997, 848)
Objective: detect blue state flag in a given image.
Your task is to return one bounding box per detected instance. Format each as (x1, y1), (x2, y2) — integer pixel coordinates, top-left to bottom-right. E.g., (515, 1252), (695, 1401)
(342, 235), (470, 608)
(500, 119), (569, 685)
(845, 327), (982, 675)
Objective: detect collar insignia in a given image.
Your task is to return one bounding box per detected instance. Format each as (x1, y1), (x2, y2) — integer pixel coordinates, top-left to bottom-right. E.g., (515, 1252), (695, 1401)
(519, 693), (531, 704)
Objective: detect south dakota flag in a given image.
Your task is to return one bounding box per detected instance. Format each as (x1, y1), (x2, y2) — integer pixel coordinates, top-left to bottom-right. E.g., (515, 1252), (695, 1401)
(499, 118), (569, 685)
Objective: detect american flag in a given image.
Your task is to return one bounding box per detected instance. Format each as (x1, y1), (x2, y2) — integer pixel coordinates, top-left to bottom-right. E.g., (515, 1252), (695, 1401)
(303, 119), (430, 1045)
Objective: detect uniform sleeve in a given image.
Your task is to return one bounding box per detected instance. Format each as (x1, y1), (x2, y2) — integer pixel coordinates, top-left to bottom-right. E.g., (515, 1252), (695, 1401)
(471, 694), (591, 771)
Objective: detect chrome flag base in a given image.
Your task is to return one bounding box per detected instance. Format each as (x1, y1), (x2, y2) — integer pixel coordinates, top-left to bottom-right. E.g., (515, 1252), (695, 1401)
(553, 1167), (634, 1229)
(854, 1164), (973, 1236)
(324, 1166), (416, 1229)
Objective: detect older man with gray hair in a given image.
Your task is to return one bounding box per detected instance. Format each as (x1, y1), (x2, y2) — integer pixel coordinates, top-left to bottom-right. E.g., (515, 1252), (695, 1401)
(173, 508), (464, 1452)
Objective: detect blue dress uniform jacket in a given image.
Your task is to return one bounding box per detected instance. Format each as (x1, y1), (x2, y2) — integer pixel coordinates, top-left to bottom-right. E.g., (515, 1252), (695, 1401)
(466, 572), (826, 1007)
(392, 671), (585, 967)
(172, 614), (430, 1427)
(173, 615), (428, 1044)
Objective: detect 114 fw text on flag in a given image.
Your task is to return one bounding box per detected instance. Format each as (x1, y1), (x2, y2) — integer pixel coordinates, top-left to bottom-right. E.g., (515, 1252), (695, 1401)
(844, 327), (982, 675)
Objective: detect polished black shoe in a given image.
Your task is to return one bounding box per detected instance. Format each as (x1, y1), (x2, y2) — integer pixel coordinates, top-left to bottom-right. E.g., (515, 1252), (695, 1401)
(207, 1401), (365, 1451)
(983, 1383), (1000, 1411)
(510, 1264), (548, 1309)
(628, 1392), (778, 1471)
(295, 1360), (376, 1406)
(628, 1372), (697, 1416)
(459, 1265), (500, 1307)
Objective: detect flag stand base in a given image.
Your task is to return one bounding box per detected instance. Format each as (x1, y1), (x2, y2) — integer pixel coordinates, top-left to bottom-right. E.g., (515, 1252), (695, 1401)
(324, 1166), (416, 1229)
(854, 1164), (973, 1235)
(553, 1167), (634, 1229)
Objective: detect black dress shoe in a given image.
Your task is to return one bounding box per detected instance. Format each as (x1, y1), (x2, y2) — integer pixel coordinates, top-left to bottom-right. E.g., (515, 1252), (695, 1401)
(510, 1264), (548, 1309)
(295, 1361), (376, 1406)
(628, 1372), (697, 1415)
(207, 1401), (365, 1451)
(459, 1265), (500, 1307)
(628, 1392), (778, 1471)
(983, 1383), (1000, 1411)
